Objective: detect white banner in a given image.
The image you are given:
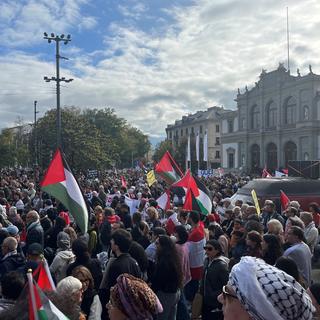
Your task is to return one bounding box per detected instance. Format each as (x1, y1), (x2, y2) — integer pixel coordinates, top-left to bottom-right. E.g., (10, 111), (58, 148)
(196, 132), (200, 161)
(124, 196), (140, 216)
(203, 131), (208, 162)
(187, 134), (191, 162)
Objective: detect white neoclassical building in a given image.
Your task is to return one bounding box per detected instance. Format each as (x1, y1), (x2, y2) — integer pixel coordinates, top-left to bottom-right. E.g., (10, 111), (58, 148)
(221, 63), (320, 173)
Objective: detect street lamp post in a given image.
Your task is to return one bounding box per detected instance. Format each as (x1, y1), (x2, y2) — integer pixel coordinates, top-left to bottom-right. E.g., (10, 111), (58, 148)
(43, 33), (73, 149)
(34, 100), (39, 165)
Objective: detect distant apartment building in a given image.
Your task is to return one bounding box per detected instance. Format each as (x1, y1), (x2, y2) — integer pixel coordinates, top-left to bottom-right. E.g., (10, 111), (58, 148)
(220, 63), (320, 172)
(166, 106), (231, 169)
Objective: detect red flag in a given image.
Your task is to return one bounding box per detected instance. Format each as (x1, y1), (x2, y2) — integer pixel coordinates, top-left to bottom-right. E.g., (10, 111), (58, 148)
(282, 168), (288, 175)
(33, 260), (55, 291)
(155, 151), (183, 184)
(280, 190), (290, 210)
(40, 149), (65, 187)
(262, 166), (272, 178)
(121, 176), (127, 188)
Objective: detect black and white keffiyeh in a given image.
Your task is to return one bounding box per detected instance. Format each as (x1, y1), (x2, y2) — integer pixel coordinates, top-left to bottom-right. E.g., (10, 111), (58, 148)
(229, 257), (315, 320)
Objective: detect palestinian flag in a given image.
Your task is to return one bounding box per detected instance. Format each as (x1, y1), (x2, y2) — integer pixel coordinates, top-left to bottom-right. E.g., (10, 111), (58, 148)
(155, 151), (183, 185)
(33, 260), (56, 292)
(40, 149), (88, 233)
(27, 272), (69, 320)
(172, 170), (212, 215)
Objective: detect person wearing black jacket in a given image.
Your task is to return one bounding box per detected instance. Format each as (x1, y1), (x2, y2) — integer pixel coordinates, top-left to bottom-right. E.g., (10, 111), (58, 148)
(0, 237), (25, 279)
(200, 239), (229, 320)
(151, 235), (183, 320)
(99, 229), (141, 320)
(26, 210), (44, 251)
(66, 239), (102, 291)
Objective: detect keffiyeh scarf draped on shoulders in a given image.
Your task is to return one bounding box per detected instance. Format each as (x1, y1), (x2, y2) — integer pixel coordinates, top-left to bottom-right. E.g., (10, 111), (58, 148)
(229, 256), (315, 320)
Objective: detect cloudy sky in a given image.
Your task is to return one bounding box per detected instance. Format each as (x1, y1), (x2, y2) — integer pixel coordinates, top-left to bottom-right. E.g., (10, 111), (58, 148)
(0, 0), (319, 144)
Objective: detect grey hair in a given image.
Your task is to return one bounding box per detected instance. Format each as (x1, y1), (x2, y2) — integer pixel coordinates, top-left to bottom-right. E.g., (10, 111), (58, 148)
(57, 276), (82, 295)
(3, 237), (18, 251)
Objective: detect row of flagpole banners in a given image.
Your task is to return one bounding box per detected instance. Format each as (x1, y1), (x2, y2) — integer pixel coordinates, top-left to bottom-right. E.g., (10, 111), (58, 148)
(186, 131), (208, 162)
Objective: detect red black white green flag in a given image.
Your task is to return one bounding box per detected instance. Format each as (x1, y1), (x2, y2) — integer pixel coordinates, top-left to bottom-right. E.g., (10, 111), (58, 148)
(27, 272), (69, 320)
(40, 149), (88, 233)
(155, 151), (183, 185)
(171, 170), (212, 215)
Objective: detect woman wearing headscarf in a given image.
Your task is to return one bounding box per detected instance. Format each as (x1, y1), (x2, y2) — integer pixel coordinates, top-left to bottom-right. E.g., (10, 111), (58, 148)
(107, 273), (163, 320)
(50, 231), (75, 283)
(218, 256), (315, 320)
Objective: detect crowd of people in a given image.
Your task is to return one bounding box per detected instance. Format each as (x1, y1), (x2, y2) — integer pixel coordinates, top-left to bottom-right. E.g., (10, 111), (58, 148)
(0, 168), (319, 319)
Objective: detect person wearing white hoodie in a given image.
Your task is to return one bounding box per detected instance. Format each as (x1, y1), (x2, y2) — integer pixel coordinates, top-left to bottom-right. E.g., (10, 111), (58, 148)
(50, 231), (75, 283)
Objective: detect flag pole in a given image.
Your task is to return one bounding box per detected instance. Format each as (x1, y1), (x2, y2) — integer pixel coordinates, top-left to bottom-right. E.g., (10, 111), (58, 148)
(27, 269), (39, 320)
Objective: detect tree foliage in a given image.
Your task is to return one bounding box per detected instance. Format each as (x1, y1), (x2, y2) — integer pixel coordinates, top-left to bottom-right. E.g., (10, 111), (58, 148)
(0, 107), (151, 170)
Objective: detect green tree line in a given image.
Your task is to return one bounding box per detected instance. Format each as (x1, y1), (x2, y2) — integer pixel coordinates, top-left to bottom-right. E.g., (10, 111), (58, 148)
(0, 107), (150, 170)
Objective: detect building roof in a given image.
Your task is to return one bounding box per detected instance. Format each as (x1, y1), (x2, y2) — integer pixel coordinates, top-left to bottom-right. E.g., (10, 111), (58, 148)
(166, 106), (232, 130)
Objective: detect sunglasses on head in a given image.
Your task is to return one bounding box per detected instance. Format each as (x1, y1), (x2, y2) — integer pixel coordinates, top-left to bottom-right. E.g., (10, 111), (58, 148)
(203, 246), (213, 251)
(222, 285), (238, 299)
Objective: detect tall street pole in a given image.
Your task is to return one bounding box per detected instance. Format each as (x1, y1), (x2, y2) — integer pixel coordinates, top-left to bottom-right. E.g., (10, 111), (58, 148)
(56, 39), (61, 149)
(43, 33), (73, 149)
(34, 100), (38, 165)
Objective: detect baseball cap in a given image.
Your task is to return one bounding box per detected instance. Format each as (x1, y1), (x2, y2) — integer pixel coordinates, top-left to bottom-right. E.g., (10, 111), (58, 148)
(2, 225), (19, 236)
(27, 243), (43, 256)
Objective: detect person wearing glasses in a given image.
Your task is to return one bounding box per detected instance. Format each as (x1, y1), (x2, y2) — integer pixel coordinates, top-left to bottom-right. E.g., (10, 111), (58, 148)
(199, 239), (229, 320)
(218, 256), (315, 320)
(72, 265), (102, 320)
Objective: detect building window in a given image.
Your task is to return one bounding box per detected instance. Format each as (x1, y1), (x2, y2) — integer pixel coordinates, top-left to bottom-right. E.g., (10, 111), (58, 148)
(186, 128), (188, 135)
(216, 125), (220, 132)
(215, 150), (220, 159)
(191, 127), (194, 134)
(169, 132), (172, 139)
(228, 152), (235, 168)
(251, 144), (260, 171)
(284, 141), (297, 167)
(216, 137), (220, 145)
(251, 105), (260, 129)
(266, 101), (277, 128)
(228, 120), (234, 133)
(239, 117), (245, 130)
(284, 96), (296, 124)
(175, 130), (178, 137)
(200, 125), (203, 134)
(181, 129), (183, 136)
(303, 105), (309, 120)
(304, 152), (309, 160)
(266, 143), (277, 171)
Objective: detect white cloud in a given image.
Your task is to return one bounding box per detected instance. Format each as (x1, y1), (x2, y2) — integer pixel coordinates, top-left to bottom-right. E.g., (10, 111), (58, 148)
(0, 0), (96, 47)
(1, 0), (320, 140)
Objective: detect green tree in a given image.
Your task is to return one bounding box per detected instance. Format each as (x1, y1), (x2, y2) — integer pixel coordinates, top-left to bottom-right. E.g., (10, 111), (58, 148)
(36, 107), (112, 169)
(83, 108), (150, 168)
(0, 129), (17, 167)
(153, 140), (174, 162)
